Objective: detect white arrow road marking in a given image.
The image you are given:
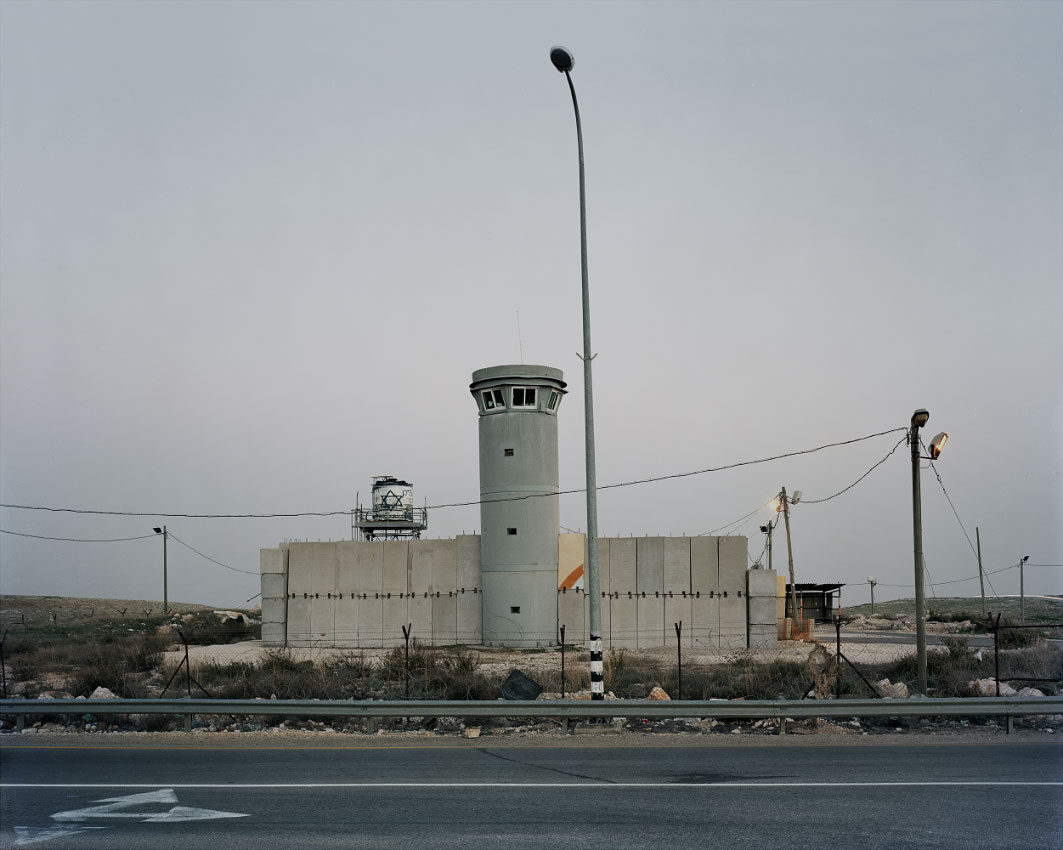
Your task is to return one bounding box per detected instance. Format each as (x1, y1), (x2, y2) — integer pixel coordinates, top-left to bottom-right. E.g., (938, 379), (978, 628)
(50, 787), (247, 823)
(13, 788), (248, 845)
(51, 788), (177, 820)
(141, 805), (248, 823)
(13, 827), (104, 847)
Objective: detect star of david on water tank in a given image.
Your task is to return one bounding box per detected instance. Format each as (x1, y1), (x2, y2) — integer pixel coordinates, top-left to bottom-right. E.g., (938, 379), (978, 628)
(378, 490), (403, 511)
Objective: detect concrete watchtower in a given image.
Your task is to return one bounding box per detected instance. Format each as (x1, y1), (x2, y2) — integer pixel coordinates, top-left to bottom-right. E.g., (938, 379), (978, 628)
(470, 365), (567, 647)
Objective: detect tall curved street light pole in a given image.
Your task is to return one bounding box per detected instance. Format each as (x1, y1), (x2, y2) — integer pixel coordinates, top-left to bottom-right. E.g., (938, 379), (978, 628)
(550, 45), (603, 700)
(910, 409), (929, 694)
(910, 409), (948, 695)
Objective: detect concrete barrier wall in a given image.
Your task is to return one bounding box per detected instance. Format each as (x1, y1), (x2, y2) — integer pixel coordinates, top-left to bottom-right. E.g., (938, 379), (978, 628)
(690, 537), (719, 649)
(746, 566), (780, 650)
(664, 538), (692, 648)
(260, 547), (288, 646)
(609, 538), (637, 648)
(718, 536), (747, 649)
(286, 543), (312, 647)
(456, 535), (482, 644)
(264, 537), (482, 648)
(262, 533), (762, 649)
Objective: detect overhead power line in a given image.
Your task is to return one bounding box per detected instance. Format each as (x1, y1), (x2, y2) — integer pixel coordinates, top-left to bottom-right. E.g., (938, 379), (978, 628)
(699, 503), (769, 537)
(877, 562), (1023, 589)
(168, 533), (258, 576)
(802, 436), (907, 504)
(696, 433), (906, 537)
(0, 426), (908, 518)
(921, 440), (979, 561)
(0, 529), (157, 543)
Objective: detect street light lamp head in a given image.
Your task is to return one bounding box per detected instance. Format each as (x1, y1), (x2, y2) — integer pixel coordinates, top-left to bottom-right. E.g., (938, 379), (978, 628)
(152, 527), (163, 534)
(760, 525), (769, 534)
(791, 491), (802, 504)
(928, 432), (948, 460)
(1021, 555), (1030, 564)
(912, 409), (930, 428)
(550, 46), (575, 73)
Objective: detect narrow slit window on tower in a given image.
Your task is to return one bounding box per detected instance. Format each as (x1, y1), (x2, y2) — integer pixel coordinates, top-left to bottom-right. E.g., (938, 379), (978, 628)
(510, 606), (521, 614)
(507, 527), (517, 535)
(547, 391), (559, 410)
(504, 448), (514, 456)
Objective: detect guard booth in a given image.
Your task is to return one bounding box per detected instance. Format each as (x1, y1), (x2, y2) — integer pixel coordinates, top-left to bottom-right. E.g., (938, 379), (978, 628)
(785, 583), (845, 623)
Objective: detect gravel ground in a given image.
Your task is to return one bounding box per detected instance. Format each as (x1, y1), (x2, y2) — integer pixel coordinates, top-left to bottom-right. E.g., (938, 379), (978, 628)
(4, 720), (1060, 747)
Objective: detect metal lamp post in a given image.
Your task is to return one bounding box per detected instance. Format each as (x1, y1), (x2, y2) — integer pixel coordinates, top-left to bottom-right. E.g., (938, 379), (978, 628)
(1020, 555), (1030, 623)
(760, 521), (774, 573)
(867, 577), (877, 615)
(910, 409), (948, 694)
(778, 488), (802, 634)
(550, 45), (603, 700)
(153, 526), (168, 614)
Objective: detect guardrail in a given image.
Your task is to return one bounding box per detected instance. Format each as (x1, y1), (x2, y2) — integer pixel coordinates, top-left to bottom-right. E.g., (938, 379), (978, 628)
(3, 696), (1060, 735)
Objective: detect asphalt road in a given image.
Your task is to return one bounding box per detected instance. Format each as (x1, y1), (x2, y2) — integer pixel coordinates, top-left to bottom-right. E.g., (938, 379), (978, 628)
(2, 737), (1060, 849)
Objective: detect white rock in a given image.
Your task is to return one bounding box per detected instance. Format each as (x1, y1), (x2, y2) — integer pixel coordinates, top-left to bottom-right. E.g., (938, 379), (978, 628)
(1017, 687), (1046, 698)
(89, 687), (118, 700)
(968, 678), (1017, 697)
(876, 679), (910, 699)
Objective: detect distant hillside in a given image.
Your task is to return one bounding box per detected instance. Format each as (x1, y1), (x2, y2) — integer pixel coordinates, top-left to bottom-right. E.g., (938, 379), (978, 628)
(844, 595), (1063, 624)
(0, 595), (218, 630)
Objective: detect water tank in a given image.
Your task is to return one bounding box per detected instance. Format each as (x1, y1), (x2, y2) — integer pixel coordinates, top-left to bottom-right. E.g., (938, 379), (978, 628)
(372, 476), (413, 521)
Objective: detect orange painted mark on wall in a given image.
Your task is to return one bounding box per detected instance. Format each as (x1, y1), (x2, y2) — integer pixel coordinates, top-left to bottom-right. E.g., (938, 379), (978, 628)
(560, 563), (584, 590)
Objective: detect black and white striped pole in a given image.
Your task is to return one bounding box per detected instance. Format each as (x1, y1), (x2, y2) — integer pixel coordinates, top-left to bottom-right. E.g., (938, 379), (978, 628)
(550, 45), (604, 700)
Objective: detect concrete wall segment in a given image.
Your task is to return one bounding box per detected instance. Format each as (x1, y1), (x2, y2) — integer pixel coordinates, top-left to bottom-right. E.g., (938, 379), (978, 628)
(260, 549), (285, 575)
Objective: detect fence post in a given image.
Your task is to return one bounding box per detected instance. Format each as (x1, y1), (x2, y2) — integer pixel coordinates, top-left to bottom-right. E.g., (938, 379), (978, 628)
(560, 625), (566, 700)
(182, 629), (192, 731)
(835, 616), (842, 700)
(401, 624), (412, 700)
(991, 613), (1001, 698)
(0, 629), (8, 701)
(675, 621), (682, 701)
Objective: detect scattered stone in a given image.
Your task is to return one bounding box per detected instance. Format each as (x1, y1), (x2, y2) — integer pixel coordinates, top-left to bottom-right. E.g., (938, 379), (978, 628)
(89, 687), (118, 700)
(1017, 687), (1046, 698)
(968, 678), (1018, 697)
(213, 610), (251, 625)
(876, 679), (910, 699)
(648, 686), (671, 701)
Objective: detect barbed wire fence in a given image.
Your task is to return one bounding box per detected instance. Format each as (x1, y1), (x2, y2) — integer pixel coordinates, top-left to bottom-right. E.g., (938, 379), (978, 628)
(2, 606), (1059, 734)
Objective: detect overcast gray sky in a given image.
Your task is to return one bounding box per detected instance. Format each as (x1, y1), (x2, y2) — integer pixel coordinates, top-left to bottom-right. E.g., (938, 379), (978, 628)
(2, 0), (1060, 610)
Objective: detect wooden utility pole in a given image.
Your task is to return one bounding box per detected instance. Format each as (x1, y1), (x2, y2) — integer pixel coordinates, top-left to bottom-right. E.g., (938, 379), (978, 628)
(976, 527), (986, 618)
(780, 487), (801, 637)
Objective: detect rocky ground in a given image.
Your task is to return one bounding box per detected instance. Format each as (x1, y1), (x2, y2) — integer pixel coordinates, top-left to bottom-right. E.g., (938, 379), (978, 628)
(6, 713), (1062, 741)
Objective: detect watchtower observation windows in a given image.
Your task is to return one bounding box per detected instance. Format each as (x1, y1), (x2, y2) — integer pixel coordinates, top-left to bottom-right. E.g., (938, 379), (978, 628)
(481, 389), (506, 410)
(512, 387), (537, 408)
